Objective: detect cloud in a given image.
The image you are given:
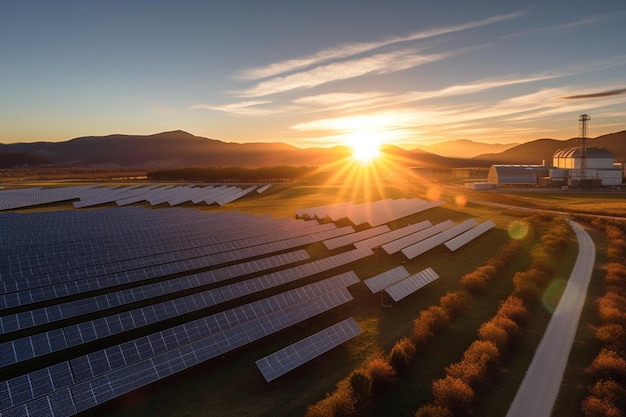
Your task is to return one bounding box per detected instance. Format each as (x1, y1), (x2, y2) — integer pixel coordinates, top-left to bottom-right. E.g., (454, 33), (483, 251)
(190, 100), (275, 116)
(561, 88), (626, 100)
(236, 49), (448, 97)
(234, 10), (525, 81)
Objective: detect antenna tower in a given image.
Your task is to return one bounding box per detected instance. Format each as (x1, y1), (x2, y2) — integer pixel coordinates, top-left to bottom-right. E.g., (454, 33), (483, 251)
(579, 114), (590, 186)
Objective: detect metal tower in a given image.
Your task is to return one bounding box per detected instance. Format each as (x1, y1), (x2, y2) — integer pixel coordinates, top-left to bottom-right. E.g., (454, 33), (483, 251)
(579, 114), (590, 186)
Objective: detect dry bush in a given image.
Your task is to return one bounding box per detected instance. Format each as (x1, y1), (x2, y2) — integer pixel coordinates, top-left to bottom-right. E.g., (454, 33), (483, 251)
(491, 315), (521, 340)
(541, 233), (568, 254)
(595, 324), (626, 353)
(414, 403), (454, 417)
(478, 321), (510, 351)
(581, 396), (623, 417)
(497, 296), (529, 324)
(589, 379), (626, 407)
(411, 306), (450, 347)
(410, 319), (435, 352)
(388, 337), (416, 374)
(605, 263), (626, 286)
(598, 293), (626, 326)
(586, 349), (626, 380)
(445, 359), (489, 389)
(305, 379), (356, 417)
(462, 340), (501, 376)
(348, 369), (371, 409)
(365, 353), (397, 396)
(432, 376), (475, 414)
(461, 272), (489, 294)
(440, 291), (467, 318)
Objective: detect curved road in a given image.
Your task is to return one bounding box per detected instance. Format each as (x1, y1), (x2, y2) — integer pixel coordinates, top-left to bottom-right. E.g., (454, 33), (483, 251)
(505, 220), (596, 417)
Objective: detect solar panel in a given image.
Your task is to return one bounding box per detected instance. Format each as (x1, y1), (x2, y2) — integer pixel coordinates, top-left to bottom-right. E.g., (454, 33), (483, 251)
(400, 219), (478, 260)
(444, 220), (496, 251)
(381, 220), (454, 255)
(255, 318), (362, 382)
(322, 225), (390, 250)
(354, 220), (432, 251)
(363, 266), (410, 293)
(384, 267), (440, 302)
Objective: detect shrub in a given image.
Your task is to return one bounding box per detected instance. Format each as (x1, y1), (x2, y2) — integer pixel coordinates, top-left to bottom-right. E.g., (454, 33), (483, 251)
(497, 296), (529, 324)
(305, 379), (356, 417)
(586, 349), (626, 380)
(365, 353), (397, 396)
(440, 291), (467, 318)
(462, 340), (501, 376)
(445, 360), (489, 389)
(581, 396), (623, 417)
(589, 379), (626, 407)
(595, 324), (626, 352)
(414, 403), (454, 417)
(491, 315), (521, 340)
(478, 321), (510, 351)
(388, 337), (416, 374)
(348, 369), (371, 409)
(432, 376), (475, 414)
(598, 293), (626, 326)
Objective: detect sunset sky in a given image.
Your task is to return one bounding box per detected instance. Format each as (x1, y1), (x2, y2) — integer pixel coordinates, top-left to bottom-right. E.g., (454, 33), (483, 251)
(1, 0), (625, 147)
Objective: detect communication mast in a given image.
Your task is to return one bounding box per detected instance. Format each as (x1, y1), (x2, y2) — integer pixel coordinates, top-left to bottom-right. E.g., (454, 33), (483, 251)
(579, 113), (590, 186)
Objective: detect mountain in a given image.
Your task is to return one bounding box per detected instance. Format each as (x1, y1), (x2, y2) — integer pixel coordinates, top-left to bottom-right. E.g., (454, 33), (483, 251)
(0, 152), (52, 168)
(415, 140), (519, 158)
(472, 130), (626, 165)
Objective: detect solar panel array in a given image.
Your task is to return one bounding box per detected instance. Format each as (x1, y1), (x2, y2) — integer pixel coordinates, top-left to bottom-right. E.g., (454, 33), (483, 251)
(255, 317), (362, 382)
(401, 219), (479, 259)
(384, 267), (440, 302)
(444, 220), (496, 251)
(0, 183), (267, 211)
(0, 193), (498, 416)
(296, 198), (444, 226)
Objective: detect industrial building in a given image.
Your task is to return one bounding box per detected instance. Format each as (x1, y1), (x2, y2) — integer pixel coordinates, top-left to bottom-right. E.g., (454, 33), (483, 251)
(484, 114), (623, 188)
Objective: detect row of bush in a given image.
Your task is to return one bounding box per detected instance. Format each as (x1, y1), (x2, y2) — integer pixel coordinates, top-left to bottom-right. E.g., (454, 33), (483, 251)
(304, 234), (524, 417)
(416, 215), (570, 416)
(581, 220), (626, 417)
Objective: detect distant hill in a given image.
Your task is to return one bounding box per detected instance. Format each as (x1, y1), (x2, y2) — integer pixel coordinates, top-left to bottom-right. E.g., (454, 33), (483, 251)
(472, 130), (626, 165)
(1, 129), (624, 169)
(415, 140), (519, 158)
(0, 151), (51, 168)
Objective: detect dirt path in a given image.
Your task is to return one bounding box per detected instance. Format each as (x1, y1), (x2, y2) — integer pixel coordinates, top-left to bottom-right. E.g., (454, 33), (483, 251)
(505, 220), (595, 417)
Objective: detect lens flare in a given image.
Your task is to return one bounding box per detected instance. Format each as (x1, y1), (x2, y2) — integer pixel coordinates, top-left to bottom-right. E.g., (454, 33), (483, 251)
(454, 195), (467, 207)
(542, 279), (568, 314)
(508, 220), (529, 240)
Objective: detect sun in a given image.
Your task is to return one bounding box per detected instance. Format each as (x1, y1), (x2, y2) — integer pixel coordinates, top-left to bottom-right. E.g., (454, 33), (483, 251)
(349, 138), (381, 163)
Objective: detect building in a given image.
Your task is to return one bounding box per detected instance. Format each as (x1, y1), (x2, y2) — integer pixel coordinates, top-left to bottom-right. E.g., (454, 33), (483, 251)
(551, 147), (622, 187)
(487, 165), (549, 187)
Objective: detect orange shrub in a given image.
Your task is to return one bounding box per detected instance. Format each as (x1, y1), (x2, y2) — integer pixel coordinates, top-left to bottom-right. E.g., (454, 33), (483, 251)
(388, 337), (416, 374)
(414, 403), (454, 417)
(589, 379), (626, 406)
(445, 360), (489, 389)
(497, 296), (529, 324)
(581, 396), (623, 417)
(598, 293), (626, 325)
(462, 340), (501, 376)
(365, 353), (397, 396)
(305, 379), (356, 417)
(440, 291), (467, 318)
(432, 376), (475, 413)
(595, 324), (626, 352)
(586, 349), (626, 379)
(478, 321), (510, 351)
(491, 315), (521, 339)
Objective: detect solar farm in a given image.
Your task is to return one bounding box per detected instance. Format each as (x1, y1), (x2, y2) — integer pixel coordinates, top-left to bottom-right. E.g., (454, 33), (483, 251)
(0, 185), (497, 417)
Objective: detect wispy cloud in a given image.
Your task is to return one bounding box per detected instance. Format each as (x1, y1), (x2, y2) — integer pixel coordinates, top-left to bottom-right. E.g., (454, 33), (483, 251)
(235, 49), (450, 97)
(234, 10), (525, 81)
(190, 100), (275, 116)
(561, 88), (626, 100)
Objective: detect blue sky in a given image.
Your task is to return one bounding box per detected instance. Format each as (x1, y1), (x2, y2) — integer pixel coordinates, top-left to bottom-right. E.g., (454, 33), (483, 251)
(1, 0), (625, 147)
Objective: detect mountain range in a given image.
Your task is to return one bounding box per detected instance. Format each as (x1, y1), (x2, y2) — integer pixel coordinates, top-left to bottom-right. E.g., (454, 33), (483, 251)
(1, 130), (625, 169)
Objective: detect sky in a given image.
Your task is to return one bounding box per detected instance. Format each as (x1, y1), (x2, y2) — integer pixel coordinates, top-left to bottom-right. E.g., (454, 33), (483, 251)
(1, 0), (625, 148)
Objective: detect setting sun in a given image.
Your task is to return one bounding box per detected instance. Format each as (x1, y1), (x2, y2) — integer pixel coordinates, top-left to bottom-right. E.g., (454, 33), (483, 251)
(349, 138), (381, 163)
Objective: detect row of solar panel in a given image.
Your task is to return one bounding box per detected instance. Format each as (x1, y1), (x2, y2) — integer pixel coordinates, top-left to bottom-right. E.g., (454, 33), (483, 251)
(296, 198), (445, 227)
(1, 209), (326, 282)
(1, 250), (312, 364)
(0, 183), (269, 211)
(1, 273), (359, 415)
(0, 224), (353, 303)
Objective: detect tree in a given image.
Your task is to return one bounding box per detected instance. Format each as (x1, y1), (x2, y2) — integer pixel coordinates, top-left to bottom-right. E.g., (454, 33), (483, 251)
(388, 337), (416, 374)
(432, 376), (475, 414)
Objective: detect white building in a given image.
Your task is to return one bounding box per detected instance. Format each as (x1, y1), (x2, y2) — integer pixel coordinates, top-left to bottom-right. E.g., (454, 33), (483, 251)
(552, 147), (622, 187)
